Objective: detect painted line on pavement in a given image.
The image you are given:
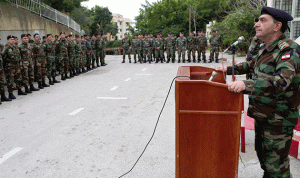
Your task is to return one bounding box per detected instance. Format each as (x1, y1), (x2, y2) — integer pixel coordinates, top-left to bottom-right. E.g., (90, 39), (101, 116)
(68, 108), (84, 116)
(142, 68), (147, 71)
(97, 97), (128, 100)
(135, 74), (153, 76)
(125, 78), (131, 82)
(110, 86), (119, 91)
(0, 147), (23, 165)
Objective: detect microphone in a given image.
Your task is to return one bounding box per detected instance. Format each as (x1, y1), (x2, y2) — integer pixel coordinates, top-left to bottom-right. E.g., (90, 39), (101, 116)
(209, 71), (219, 81)
(224, 36), (245, 53)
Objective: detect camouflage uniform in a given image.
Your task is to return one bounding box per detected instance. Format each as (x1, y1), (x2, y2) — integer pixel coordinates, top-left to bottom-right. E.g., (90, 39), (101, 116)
(197, 35), (208, 63)
(227, 34), (300, 178)
(91, 39), (97, 67)
(142, 38), (152, 63)
(44, 41), (57, 80)
(187, 36), (197, 62)
(100, 38), (106, 66)
(149, 37), (155, 61)
(67, 40), (76, 76)
(56, 38), (69, 78)
(139, 38), (144, 63)
(122, 37), (132, 63)
(246, 36), (262, 79)
(209, 35), (221, 63)
(85, 39), (92, 70)
(154, 37), (164, 63)
(74, 40), (83, 72)
(32, 41), (47, 83)
(165, 37), (176, 63)
(176, 36), (187, 63)
(81, 40), (87, 70)
(0, 53), (5, 95)
(2, 43), (22, 93)
(19, 42), (34, 88)
(132, 38), (140, 63)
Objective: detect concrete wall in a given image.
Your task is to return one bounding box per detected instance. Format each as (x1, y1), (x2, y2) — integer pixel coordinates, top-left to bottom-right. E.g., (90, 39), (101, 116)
(0, 2), (81, 45)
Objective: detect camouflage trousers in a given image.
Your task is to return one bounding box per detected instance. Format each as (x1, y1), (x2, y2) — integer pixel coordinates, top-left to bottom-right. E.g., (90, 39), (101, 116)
(133, 48), (139, 60)
(81, 53), (86, 68)
(151, 48), (155, 60)
(166, 47), (175, 61)
(95, 50), (101, 65)
(187, 46), (196, 60)
(5, 63), (22, 93)
(255, 121), (294, 178)
(143, 48), (151, 61)
(46, 57), (56, 79)
(210, 46), (219, 60)
(74, 55), (81, 70)
(20, 61), (34, 87)
(138, 49), (143, 62)
(86, 51), (92, 68)
(91, 50), (96, 66)
(178, 47), (186, 61)
(99, 48), (105, 64)
(123, 48), (131, 60)
(0, 67), (5, 93)
(197, 47), (206, 61)
(69, 55), (75, 71)
(34, 58), (47, 82)
(155, 49), (164, 60)
(59, 55), (69, 75)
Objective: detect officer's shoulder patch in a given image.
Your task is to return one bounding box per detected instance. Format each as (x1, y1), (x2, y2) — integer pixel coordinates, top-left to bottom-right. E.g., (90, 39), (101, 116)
(278, 40), (290, 51)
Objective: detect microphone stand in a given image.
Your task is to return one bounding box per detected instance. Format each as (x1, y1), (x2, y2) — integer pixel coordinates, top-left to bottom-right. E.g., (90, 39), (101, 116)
(226, 45), (236, 82)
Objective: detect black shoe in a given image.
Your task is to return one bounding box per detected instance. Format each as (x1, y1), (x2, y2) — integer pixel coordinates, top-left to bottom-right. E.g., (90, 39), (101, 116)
(187, 60), (191, 63)
(101, 63), (105, 66)
(18, 89), (27, 95)
(166, 60), (170, 63)
(65, 74), (70, 79)
(172, 60), (175, 63)
(193, 59), (196, 63)
(122, 60), (125, 63)
(38, 82), (44, 89)
(49, 79), (54, 85)
(216, 59), (219, 63)
(183, 60), (186, 63)
(149, 60), (151, 64)
(82, 68), (86, 73)
(134, 60), (137, 63)
(198, 60), (201, 63)
(61, 74), (66, 81)
(1, 93), (12, 101)
(129, 59), (132, 63)
(97, 64), (100, 67)
(53, 77), (60, 83)
(178, 60), (181, 63)
(30, 84), (39, 91)
(70, 72), (74, 78)
(25, 86), (32, 93)
(92, 65), (96, 68)
(42, 81), (50, 87)
(203, 60), (207, 63)
(208, 60), (213, 63)
(9, 93), (16, 99)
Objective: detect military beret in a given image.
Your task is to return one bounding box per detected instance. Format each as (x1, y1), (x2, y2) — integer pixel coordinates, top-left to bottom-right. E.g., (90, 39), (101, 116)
(33, 33), (39, 37)
(27, 34), (31, 36)
(95, 33), (100, 36)
(55, 35), (58, 38)
(60, 32), (65, 35)
(261, 6), (293, 23)
(75, 34), (80, 38)
(81, 36), (84, 38)
(21, 34), (27, 38)
(168, 32), (173, 35)
(86, 34), (90, 36)
(180, 32), (184, 34)
(69, 34), (73, 37)
(7, 35), (14, 40)
(46, 34), (52, 37)
(43, 36), (46, 39)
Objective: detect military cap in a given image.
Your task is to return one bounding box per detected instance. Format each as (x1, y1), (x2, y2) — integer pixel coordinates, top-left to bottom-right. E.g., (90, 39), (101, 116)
(27, 33), (31, 36)
(168, 32), (173, 35)
(33, 33), (39, 37)
(43, 36), (46, 39)
(261, 6), (293, 22)
(7, 35), (14, 40)
(60, 32), (65, 35)
(69, 34), (73, 37)
(180, 32), (184, 34)
(46, 34), (52, 37)
(75, 34), (80, 38)
(21, 34), (27, 38)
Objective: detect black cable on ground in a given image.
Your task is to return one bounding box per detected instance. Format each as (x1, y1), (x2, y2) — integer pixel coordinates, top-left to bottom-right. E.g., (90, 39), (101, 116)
(119, 76), (191, 178)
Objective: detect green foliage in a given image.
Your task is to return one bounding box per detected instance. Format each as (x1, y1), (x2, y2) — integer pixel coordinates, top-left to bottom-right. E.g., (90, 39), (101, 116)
(70, 6), (91, 33)
(41, 0), (87, 13)
(89, 6), (114, 35)
(212, 8), (261, 53)
(106, 40), (122, 48)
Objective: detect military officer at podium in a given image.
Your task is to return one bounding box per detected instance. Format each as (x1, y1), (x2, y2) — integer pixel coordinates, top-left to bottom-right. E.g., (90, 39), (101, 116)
(216, 6), (300, 178)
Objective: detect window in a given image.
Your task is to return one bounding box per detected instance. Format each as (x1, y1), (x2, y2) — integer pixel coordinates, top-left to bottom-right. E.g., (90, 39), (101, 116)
(294, 21), (300, 39)
(120, 29), (122, 32)
(120, 21), (122, 26)
(274, 0), (281, 9)
(297, 0), (300, 17)
(285, 21), (291, 39)
(126, 22), (130, 26)
(281, 0), (293, 15)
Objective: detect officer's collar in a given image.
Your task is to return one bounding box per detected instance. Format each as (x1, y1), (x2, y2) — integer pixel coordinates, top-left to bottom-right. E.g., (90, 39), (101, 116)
(265, 34), (287, 52)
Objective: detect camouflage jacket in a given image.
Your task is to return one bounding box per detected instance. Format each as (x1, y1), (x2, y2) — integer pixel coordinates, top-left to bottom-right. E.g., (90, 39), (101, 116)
(165, 37), (176, 48)
(81, 41), (87, 53)
(132, 39), (140, 49)
(18, 43), (33, 64)
(85, 39), (92, 51)
(68, 40), (76, 58)
(142, 38), (152, 49)
(91, 39), (96, 51)
(74, 40), (83, 56)
(101, 38), (106, 49)
(176, 37), (187, 49)
(187, 36), (197, 48)
(227, 34), (300, 127)
(154, 38), (164, 50)
(209, 35), (221, 47)
(95, 38), (102, 51)
(122, 38), (132, 49)
(0, 44), (4, 53)
(0, 53), (3, 67)
(56, 39), (69, 57)
(44, 41), (56, 58)
(31, 42), (46, 61)
(246, 36), (262, 62)
(197, 36), (208, 48)
(2, 43), (21, 64)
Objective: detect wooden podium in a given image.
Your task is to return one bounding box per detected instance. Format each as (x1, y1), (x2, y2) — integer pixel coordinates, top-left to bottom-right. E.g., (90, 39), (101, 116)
(175, 66), (243, 178)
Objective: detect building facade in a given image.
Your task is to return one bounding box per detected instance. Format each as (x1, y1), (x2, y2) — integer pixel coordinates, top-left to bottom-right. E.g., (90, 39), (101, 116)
(109, 13), (133, 41)
(268, 0), (300, 40)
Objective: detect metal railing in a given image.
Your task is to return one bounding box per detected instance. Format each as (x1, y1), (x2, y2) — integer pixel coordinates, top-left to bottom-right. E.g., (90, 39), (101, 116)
(5, 0), (81, 33)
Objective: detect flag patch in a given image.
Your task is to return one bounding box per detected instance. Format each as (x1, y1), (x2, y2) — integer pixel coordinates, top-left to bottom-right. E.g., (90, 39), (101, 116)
(282, 54), (290, 59)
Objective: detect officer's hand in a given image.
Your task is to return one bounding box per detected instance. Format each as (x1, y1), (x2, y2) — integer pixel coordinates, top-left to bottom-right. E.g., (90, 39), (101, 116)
(20, 66), (23, 70)
(215, 66), (227, 72)
(36, 63), (40, 67)
(228, 81), (246, 93)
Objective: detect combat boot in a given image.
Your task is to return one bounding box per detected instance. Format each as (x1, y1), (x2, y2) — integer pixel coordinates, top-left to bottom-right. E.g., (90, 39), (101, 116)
(198, 60), (201, 63)
(82, 67), (86, 73)
(25, 86), (32, 93)
(42, 79), (50, 87)
(61, 74), (66, 81)
(172, 59), (175, 63)
(166, 59), (170, 63)
(187, 59), (191, 63)
(9, 93), (16, 99)
(178, 59), (181, 63)
(216, 59), (219, 63)
(122, 59), (125, 63)
(1, 92), (12, 101)
(129, 59), (131, 63)
(97, 63), (100, 67)
(208, 59), (213, 63)
(101, 63), (106, 66)
(161, 59), (164, 63)
(182, 60), (186, 63)
(155, 59), (159, 63)
(193, 59), (196, 63)
(18, 89), (27, 95)
(38, 82), (44, 89)
(134, 59), (137, 63)
(53, 77), (60, 83)
(30, 84), (39, 91)
(49, 79), (54, 85)
(65, 73), (70, 79)
(203, 60), (207, 63)
(70, 71), (74, 78)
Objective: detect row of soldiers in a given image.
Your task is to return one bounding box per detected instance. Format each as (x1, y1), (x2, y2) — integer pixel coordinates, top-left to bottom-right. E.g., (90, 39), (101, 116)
(0, 32), (108, 105)
(121, 30), (222, 64)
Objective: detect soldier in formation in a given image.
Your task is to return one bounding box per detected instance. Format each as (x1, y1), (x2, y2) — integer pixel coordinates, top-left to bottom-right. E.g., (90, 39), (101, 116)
(209, 30), (221, 63)
(122, 33), (132, 63)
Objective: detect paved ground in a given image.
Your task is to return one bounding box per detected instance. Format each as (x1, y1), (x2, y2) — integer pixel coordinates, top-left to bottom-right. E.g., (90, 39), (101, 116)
(0, 52), (299, 178)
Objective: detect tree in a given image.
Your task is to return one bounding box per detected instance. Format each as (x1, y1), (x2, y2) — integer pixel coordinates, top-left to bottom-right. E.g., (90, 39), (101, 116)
(89, 6), (114, 35)
(70, 6), (91, 34)
(41, 0), (87, 13)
